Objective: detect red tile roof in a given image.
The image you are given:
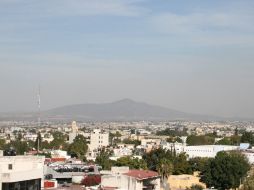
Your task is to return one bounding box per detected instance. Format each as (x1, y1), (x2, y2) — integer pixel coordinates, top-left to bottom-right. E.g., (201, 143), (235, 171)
(124, 170), (160, 180)
(49, 158), (66, 162)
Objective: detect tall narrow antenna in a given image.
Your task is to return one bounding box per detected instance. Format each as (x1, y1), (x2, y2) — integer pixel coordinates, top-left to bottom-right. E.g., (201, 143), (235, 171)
(37, 85), (41, 153)
(37, 85), (41, 127)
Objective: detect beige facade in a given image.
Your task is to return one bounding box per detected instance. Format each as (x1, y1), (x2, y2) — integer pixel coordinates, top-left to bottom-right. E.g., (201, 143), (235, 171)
(89, 129), (109, 151)
(168, 172), (206, 190)
(69, 121), (79, 143)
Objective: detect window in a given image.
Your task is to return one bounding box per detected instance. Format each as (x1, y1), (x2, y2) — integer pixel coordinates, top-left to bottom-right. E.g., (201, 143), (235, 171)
(8, 164), (12, 170)
(3, 179), (41, 190)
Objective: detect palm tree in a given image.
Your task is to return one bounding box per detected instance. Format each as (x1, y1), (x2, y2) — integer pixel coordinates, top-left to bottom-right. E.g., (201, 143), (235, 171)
(156, 158), (174, 190)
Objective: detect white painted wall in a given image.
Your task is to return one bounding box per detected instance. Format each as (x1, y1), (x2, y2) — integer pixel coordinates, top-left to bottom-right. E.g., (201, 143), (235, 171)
(0, 156), (45, 190)
(163, 143), (239, 158)
(243, 152), (254, 164)
(89, 129), (109, 151)
(101, 175), (140, 190)
(184, 145), (238, 158)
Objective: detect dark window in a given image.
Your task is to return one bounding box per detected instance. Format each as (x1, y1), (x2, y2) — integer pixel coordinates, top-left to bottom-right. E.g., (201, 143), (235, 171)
(8, 164), (12, 170)
(2, 179), (41, 190)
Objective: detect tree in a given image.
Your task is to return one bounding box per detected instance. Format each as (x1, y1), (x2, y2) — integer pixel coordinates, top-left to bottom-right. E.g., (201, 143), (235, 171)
(175, 137), (183, 143)
(5, 140), (30, 155)
(216, 135), (241, 146)
(166, 137), (174, 143)
(156, 158), (173, 178)
(186, 135), (215, 146)
(215, 137), (232, 145)
(122, 139), (141, 146)
(109, 131), (122, 145)
(0, 139), (5, 149)
(241, 131), (254, 146)
(68, 135), (88, 159)
(40, 140), (51, 150)
(173, 152), (192, 175)
(130, 129), (136, 134)
(115, 131), (122, 138)
(29, 129), (36, 133)
(143, 148), (174, 171)
(200, 151), (250, 190)
(188, 157), (210, 173)
(143, 148), (191, 175)
(95, 148), (114, 170)
(156, 158), (173, 190)
(16, 132), (23, 141)
(187, 184), (204, 190)
(231, 135), (241, 146)
(115, 156), (147, 169)
(166, 136), (183, 143)
(156, 128), (188, 136)
(50, 131), (68, 149)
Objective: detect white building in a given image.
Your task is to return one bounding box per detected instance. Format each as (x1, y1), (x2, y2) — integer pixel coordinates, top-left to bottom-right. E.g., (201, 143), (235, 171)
(0, 155), (45, 190)
(137, 129), (151, 135)
(41, 133), (54, 143)
(89, 129), (109, 151)
(163, 142), (254, 165)
(183, 145), (238, 158)
(50, 150), (71, 160)
(109, 147), (134, 161)
(162, 143), (239, 158)
(23, 133), (37, 141)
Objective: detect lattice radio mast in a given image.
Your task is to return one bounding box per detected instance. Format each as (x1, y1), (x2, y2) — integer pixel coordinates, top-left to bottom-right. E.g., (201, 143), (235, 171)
(37, 85), (41, 127)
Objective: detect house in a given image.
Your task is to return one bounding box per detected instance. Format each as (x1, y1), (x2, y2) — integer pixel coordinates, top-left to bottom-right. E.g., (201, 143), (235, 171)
(101, 167), (160, 190)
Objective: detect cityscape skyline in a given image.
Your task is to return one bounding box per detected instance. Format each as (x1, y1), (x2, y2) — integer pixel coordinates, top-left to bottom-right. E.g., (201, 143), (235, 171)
(0, 0), (254, 118)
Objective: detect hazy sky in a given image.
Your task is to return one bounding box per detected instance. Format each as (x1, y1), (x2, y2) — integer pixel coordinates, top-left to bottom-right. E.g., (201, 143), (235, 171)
(0, 0), (254, 118)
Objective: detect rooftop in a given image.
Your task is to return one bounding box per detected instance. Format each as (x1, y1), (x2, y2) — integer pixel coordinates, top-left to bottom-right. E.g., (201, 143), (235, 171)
(124, 170), (159, 180)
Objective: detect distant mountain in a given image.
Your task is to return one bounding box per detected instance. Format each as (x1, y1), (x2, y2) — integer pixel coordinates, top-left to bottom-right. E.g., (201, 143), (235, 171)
(43, 99), (220, 121)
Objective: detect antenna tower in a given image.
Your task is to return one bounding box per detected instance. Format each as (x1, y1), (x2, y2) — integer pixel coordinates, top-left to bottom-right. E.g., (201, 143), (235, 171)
(37, 85), (41, 153)
(37, 85), (41, 127)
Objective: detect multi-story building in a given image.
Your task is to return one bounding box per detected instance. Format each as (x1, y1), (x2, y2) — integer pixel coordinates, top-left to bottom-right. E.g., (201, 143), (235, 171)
(0, 155), (45, 190)
(162, 143), (241, 158)
(89, 129), (109, 151)
(141, 139), (161, 151)
(23, 133), (37, 141)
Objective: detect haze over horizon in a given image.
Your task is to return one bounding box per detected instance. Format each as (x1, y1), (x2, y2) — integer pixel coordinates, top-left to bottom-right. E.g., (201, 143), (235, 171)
(0, 0), (254, 118)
